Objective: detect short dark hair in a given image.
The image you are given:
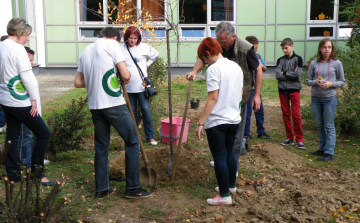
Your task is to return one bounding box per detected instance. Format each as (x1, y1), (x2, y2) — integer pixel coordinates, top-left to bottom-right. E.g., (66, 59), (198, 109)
(25, 46), (35, 55)
(123, 26), (142, 46)
(281, 38), (293, 47)
(245, 36), (259, 45)
(1, 35), (8, 41)
(99, 27), (120, 41)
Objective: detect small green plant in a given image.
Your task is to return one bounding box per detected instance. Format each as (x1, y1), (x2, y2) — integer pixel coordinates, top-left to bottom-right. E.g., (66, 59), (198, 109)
(47, 97), (91, 155)
(148, 57), (167, 89)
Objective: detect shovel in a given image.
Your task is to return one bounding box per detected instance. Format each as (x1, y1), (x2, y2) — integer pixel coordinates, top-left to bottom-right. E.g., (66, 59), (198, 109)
(171, 78), (193, 181)
(0, 141), (11, 167)
(120, 80), (157, 189)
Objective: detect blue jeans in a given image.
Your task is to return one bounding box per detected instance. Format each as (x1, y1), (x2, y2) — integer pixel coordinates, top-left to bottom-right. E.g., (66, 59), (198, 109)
(244, 90), (265, 136)
(0, 106), (5, 127)
(311, 96), (337, 155)
(90, 104), (140, 192)
(206, 124), (239, 197)
(1, 105), (50, 181)
(128, 92), (154, 141)
(19, 124), (36, 168)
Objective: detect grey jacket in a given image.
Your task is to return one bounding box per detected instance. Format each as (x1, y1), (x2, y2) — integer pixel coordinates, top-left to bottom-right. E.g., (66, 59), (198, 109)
(275, 52), (303, 92)
(306, 59), (345, 98)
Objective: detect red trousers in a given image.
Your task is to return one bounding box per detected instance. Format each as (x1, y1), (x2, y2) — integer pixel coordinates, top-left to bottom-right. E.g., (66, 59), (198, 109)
(279, 92), (304, 143)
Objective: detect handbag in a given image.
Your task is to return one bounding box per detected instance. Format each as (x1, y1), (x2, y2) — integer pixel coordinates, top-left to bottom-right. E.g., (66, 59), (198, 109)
(126, 45), (157, 98)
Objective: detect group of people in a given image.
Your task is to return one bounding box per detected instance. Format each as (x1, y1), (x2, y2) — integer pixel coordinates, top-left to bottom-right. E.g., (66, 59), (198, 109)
(0, 18), (345, 204)
(187, 22), (344, 205)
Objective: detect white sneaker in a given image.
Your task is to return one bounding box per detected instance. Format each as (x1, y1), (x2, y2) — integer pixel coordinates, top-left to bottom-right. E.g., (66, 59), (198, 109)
(150, 140), (158, 146)
(44, 159), (50, 165)
(0, 125), (6, 133)
(207, 195), (232, 205)
(215, 187), (237, 194)
(209, 161), (214, 167)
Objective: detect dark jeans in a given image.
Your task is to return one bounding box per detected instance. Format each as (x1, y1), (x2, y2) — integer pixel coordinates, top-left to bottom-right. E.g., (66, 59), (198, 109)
(0, 106), (5, 127)
(1, 105), (50, 181)
(244, 90), (265, 136)
(206, 124), (239, 197)
(90, 104), (141, 192)
(128, 92), (154, 141)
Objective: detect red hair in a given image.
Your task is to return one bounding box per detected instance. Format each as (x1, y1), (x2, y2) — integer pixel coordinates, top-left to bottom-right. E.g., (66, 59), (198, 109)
(123, 26), (142, 46)
(197, 37), (223, 59)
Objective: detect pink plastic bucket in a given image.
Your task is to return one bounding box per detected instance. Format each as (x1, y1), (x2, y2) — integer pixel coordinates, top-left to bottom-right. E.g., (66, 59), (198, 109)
(160, 117), (190, 145)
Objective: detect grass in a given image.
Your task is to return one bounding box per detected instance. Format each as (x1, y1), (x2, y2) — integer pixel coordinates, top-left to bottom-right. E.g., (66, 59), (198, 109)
(1, 76), (360, 221)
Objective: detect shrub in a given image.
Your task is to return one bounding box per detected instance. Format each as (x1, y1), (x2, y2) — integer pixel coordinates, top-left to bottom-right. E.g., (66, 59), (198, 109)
(148, 57), (167, 89)
(47, 97), (91, 155)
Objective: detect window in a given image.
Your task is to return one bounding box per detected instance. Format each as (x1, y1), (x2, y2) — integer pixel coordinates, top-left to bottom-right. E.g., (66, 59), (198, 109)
(181, 27), (205, 38)
(179, 0), (207, 24)
(211, 0), (234, 22)
(338, 0), (356, 22)
(79, 0), (104, 22)
(338, 25), (352, 38)
(142, 29), (166, 39)
(307, 25), (336, 39)
(80, 28), (102, 38)
(307, 0), (335, 23)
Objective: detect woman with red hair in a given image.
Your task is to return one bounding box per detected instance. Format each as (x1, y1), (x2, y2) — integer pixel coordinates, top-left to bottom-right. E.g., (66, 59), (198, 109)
(121, 26), (160, 145)
(195, 37), (243, 205)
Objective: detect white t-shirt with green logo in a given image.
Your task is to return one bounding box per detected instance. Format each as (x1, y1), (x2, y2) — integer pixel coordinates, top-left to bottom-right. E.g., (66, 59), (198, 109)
(78, 38), (126, 110)
(0, 39), (38, 107)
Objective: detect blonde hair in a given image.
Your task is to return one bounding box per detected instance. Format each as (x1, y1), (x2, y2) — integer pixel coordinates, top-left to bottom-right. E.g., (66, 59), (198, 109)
(7, 18), (32, 37)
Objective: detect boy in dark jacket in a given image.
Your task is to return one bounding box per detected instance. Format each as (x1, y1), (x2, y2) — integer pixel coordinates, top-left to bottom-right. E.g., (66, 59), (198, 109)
(275, 38), (305, 149)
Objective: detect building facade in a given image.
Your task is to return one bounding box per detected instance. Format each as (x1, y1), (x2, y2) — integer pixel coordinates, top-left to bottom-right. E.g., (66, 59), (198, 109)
(1, 0), (352, 71)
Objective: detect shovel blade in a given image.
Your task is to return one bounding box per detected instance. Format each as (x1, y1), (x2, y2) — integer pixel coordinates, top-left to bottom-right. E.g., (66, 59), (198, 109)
(140, 167), (157, 189)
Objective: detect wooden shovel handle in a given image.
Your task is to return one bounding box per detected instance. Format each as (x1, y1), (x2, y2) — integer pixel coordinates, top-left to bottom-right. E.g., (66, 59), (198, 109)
(120, 80), (150, 167)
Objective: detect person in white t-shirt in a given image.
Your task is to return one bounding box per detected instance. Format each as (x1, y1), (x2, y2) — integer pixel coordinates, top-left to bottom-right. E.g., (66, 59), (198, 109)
(0, 18), (52, 185)
(121, 26), (160, 146)
(194, 37), (243, 206)
(74, 27), (152, 199)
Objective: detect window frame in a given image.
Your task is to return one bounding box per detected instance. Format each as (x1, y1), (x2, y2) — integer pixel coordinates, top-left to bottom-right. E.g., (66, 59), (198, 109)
(76, 0), (107, 25)
(207, 0), (236, 25)
(307, 25), (336, 40)
(306, 0), (338, 24)
(337, 24), (352, 39)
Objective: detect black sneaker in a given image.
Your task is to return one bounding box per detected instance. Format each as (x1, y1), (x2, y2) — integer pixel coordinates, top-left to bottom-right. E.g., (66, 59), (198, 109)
(318, 154), (333, 162)
(244, 135), (254, 140)
(295, 142), (305, 150)
(257, 133), (273, 140)
(124, 188), (152, 199)
(280, 139), (294, 146)
(310, 150), (325, 156)
(96, 188), (114, 199)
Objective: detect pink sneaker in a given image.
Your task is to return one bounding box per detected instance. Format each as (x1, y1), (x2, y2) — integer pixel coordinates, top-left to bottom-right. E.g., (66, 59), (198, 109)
(207, 195), (232, 205)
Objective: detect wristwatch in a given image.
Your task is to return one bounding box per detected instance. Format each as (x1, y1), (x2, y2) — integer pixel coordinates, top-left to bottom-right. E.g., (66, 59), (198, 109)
(196, 122), (204, 127)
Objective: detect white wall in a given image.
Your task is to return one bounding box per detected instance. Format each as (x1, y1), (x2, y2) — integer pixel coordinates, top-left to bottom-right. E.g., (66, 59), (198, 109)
(0, 0), (13, 37)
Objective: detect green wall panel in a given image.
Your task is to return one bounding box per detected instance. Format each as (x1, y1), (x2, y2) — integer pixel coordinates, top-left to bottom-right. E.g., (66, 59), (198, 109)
(12, 0), (16, 17)
(78, 42), (92, 60)
(306, 41), (319, 61)
(238, 0), (266, 24)
(29, 36), (37, 63)
(266, 25), (275, 40)
(153, 42), (178, 64)
(267, 0), (276, 24)
(46, 26), (76, 41)
(277, 25), (306, 40)
(18, 0), (25, 18)
(257, 42), (265, 60)
(335, 40), (347, 49)
(47, 43), (76, 63)
(179, 42), (199, 63)
(45, 0), (75, 24)
(265, 42), (275, 63)
(277, 0), (306, 23)
(237, 26), (265, 40)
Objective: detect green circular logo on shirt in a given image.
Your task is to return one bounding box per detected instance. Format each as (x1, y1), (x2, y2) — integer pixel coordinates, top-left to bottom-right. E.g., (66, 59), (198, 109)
(7, 75), (29, 100)
(102, 68), (122, 97)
